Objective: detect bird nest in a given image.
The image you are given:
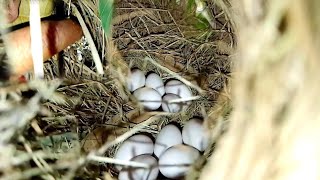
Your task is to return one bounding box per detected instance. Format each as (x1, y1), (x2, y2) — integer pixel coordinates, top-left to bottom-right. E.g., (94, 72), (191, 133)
(2, 0), (319, 179)
(0, 0), (234, 179)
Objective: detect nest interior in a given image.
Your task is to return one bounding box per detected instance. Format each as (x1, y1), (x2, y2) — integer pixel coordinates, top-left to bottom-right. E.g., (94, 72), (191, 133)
(0, 0), (234, 179)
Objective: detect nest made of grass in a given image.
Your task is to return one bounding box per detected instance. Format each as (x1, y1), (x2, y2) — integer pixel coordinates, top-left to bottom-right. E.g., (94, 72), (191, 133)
(0, 0), (234, 179)
(3, 0), (320, 179)
(46, 0), (233, 177)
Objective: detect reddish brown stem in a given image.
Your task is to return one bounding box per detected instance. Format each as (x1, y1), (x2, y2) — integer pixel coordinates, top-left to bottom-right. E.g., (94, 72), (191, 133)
(5, 19), (83, 79)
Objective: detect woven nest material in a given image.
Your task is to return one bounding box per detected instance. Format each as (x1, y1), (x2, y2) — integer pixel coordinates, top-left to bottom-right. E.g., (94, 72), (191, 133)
(46, 0), (233, 177)
(72, 0), (233, 177)
(2, 0), (320, 179)
(0, 0), (234, 179)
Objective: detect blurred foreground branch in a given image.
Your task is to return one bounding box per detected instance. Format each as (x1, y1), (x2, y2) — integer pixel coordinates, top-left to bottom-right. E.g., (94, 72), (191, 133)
(200, 0), (320, 179)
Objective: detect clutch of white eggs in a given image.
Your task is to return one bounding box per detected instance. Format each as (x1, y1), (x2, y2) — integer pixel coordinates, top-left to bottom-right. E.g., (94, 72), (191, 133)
(114, 118), (210, 180)
(127, 68), (193, 112)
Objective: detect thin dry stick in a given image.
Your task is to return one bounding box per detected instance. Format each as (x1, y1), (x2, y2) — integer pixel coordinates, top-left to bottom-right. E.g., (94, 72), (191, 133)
(87, 155), (150, 168)
(70, 3), (104, 75)
(92, 112), (169, 156)
(144, 57), (205, 94)
(20, 137), (45, 171)
(168, 96), (202, 103)
(29, 0), (44, 78)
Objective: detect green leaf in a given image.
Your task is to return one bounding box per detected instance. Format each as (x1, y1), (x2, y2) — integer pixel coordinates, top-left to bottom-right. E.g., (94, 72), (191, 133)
(194, 21), (209, 30)
(194, 14), (210, 30)
(187, 0), (196, 12)
(99, 0), (114, 37)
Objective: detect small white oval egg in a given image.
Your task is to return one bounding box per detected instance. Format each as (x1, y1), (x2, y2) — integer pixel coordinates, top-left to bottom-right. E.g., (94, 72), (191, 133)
(127, 69), (146, 92)
(164, 80), (192, 99)
(118, 154), (159, 180)
(145, 73), (165, 96)
(133, 87), (162, 110)
(158, 144), (200, 179)
(154, 124), (182, 157)
(182, 118), (210, 152)
(114, 134), (154, 171)
(161, 93), (182, 113)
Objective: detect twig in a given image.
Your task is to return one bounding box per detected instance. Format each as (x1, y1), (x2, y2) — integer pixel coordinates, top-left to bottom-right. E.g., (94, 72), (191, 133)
(70, 3), (104, 75)
(92, 112), (169, 156)
(29, 0), (44, 78)
(87, 155), (150, 168)
(168, 96), (201, 103)
(144, 57), (205, 94)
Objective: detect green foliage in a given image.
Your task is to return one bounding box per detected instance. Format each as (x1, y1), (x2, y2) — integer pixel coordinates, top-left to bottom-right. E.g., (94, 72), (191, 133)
(98, 0), (114, 37)
(185, 0), (210, 30)
(38, 132), (79, 154)
(194, 14), (210, 30)
(187, 0), (196, 12)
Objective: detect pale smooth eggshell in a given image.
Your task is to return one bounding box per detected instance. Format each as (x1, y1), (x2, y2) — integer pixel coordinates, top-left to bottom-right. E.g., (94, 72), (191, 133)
(182, 118), (210, 151)
(118, 154), (159, 180)
(164, 80), (192, 99)
(133, 87), (162, 110)
(127, 69), (146, 92)
(114, 134), (154, 171)
(161, 93), (182, 113)
(145, 73), (165, 96)
(158, 144), (200, 179)
(154, 124), (182, 157)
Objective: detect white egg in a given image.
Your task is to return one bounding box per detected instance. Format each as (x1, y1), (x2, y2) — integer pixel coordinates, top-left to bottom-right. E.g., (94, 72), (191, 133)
(114, 134), (154, 171)
(145, 73), (165, 96)
(161, 94), (183, 113)
(154, 124), (182, 158)
(182, 118), (210, 152)
(164, 80), (192, 99)
(133, 87), (162, 110)
(118, 155), (159, 180)
(158, 144), (200, 179)
(127, 69), (146, 92)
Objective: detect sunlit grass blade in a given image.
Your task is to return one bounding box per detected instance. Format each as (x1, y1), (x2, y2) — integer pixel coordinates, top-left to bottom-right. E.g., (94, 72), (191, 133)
(99, 0), (114, 37)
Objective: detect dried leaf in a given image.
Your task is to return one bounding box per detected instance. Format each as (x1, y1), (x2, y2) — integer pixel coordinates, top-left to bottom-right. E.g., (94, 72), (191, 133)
(81, 127), (106, 153)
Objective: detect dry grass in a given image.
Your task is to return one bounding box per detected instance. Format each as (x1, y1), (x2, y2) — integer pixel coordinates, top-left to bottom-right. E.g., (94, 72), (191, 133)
(8, 0), (320, 179)
(10, 0), (311, 179)
(200, 0), (320, 180)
